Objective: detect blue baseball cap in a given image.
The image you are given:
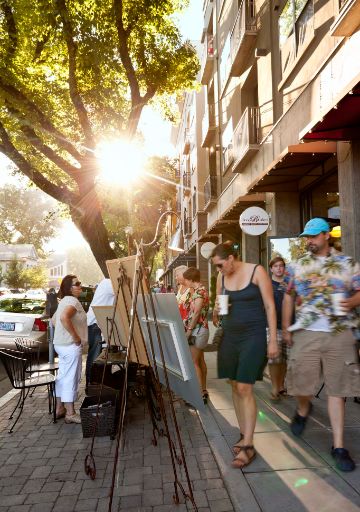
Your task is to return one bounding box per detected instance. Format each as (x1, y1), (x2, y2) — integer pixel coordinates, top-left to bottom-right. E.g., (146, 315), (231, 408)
(299, 218), (330, 237)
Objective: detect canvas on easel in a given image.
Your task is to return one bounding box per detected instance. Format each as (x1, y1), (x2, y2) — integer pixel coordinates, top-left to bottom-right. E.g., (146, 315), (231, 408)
(106, 256), (149, 366)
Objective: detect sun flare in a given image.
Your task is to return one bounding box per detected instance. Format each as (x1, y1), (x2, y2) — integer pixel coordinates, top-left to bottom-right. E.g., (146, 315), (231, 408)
(96, 139), (146, 187)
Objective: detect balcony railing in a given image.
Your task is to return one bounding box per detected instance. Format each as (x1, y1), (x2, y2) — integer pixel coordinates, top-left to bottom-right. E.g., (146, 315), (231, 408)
(230, 0), (257, 77)
(201, 103), (217, 147)
(200, 33), (215, 85)
(204, 175), (218, 210)
(232, 107), (260, 172)
(192, 191), (197, 219)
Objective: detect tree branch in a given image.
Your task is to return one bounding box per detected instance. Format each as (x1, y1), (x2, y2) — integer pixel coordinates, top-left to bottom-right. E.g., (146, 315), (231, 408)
(0, 120), (79, 206)
(0, 76), (84, 163)
(54, 0), (95, 148)
(113, 0), (141, 105)
(5, 102), (81, 180)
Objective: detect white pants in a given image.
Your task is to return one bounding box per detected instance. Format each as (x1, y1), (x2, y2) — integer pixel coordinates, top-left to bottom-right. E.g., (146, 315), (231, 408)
(54, 344), (82, 403)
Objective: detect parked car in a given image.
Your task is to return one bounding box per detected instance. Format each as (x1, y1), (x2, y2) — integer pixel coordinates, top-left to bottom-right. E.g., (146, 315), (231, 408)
(0, 297), (48, 351)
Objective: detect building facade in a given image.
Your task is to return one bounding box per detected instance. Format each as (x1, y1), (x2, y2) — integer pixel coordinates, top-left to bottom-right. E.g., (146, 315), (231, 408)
(164, 0), (360, 287)
(0, 244), (39, 275)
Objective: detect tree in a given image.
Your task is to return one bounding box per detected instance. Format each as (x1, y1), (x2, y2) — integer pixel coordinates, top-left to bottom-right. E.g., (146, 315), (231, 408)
(0, 0), (199, 275)
(21, 264), (48, 289)
(4, 256), (24, 288)
(0, 184), (60, 255)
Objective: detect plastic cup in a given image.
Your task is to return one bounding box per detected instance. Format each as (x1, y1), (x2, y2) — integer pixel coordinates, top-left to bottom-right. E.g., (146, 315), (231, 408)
(218, 295), (229, 315)
(331, 292), (347, 316)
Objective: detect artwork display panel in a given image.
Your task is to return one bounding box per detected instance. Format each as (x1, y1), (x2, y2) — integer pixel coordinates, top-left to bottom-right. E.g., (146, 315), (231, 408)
(137, 293), (205, 411)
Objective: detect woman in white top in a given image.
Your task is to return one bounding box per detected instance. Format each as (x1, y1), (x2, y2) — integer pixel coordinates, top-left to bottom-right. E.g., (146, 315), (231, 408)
(52, 275), (87, 424)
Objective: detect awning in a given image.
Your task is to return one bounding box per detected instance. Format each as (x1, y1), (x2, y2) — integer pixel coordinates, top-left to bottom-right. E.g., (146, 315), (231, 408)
(206, 194), (266, 234)
(300, 82), (360, 141)
(247, 142), (337, 193)
(160, 253), (196, 279)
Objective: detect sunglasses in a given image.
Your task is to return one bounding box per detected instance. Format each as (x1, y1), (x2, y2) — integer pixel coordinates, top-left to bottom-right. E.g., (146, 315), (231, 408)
(216, 263), (223, 269)
(71, 281), (82, 287)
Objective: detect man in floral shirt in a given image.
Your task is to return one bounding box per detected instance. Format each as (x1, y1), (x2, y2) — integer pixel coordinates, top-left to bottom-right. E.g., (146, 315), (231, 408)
(282, 218), (360, 472)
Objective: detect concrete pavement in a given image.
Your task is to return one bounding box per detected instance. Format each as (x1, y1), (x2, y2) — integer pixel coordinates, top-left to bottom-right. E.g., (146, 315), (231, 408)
(200, 350), (360, 512)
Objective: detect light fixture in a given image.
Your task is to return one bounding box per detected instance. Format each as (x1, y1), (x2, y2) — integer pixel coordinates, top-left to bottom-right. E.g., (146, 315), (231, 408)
(142, 208), (184, 253)
(168, 226), (185, 252)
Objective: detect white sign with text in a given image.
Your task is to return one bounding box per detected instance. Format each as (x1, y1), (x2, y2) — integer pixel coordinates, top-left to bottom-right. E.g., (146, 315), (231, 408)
(239, 207), (270, 236)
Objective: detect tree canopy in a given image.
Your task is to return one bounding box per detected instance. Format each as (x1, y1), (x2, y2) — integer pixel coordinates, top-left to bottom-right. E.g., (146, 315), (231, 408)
(0, 0), (199, 274)
(0, 184), (60, 254)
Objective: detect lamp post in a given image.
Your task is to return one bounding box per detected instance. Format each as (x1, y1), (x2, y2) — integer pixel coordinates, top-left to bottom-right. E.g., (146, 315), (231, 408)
(141, 208), (184, 253)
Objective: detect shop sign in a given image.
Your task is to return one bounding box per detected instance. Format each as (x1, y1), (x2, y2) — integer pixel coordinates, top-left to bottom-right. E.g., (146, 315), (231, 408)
(239, 207), (270, 236)
(200, 242), (216, 259)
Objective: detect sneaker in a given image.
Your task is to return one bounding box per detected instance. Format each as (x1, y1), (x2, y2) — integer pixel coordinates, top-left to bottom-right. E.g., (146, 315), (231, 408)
(290, 402), (313, 436)
(331, 448), (355, 472)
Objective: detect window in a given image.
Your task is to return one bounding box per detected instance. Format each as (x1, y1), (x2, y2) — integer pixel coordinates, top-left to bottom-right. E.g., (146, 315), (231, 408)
(222, 118), (234, 171)
(279, 0), (314, 76)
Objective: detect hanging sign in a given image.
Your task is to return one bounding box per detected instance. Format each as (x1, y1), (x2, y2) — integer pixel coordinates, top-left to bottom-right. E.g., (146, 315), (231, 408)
(200, 242), (216, 259)
(239, 207), (270, 236)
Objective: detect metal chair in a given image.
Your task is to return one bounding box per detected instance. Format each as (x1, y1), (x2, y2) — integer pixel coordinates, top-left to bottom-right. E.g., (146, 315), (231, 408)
(0, 349), (56, 433)
(14, 337), (58, 374)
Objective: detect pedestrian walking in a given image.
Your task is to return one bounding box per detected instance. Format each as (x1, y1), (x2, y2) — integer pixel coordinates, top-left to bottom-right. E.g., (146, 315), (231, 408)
(268, 256), (289, 400)
(182, 267), (210, 404)
(211, 242), (278, 468)
(174, 265), (190, 323)
(52, 275), (87, 424)
(86, 278), (115, 390)
(282, 217), (360, 472)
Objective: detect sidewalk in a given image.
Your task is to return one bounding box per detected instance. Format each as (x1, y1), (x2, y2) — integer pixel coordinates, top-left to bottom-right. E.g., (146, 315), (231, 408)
(0, 360), (234, 512)
(200, 350), (360, 512)
(0, 352), (359, 512)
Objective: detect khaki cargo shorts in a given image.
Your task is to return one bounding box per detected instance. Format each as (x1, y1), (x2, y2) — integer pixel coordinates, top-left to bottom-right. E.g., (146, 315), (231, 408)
(287, 329), (360, 397)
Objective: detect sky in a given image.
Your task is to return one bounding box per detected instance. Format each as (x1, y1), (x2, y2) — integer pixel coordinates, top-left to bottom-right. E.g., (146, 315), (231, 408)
(0, 1), (202, 252)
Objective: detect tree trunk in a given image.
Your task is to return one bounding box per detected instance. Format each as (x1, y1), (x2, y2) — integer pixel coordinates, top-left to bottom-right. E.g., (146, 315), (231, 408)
(70, 190), (117, 276)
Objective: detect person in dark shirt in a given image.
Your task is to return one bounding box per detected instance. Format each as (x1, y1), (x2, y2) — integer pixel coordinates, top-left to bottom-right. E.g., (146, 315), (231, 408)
(268, 256), (288, 400)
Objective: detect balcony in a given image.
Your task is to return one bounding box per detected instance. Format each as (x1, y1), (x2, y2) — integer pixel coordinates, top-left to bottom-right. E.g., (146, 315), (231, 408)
(200, 34), (215, 85)
(330, 0), (360, 36)
(204, 175), (218, 211)
(184, 215), (193, 238)
(201, 103), (217, 147)
(183, 171), (191, 196)
(230, 0), (257, 77)
(232, 107), (260, 173)
(182, 129), (192, 155)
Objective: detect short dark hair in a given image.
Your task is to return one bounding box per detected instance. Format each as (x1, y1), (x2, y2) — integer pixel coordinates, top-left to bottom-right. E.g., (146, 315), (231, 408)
(59, 274), (77, 299)
(211, 241), (238, 260)
(183, 267), (200, 282)
(269, 256), (285, 268)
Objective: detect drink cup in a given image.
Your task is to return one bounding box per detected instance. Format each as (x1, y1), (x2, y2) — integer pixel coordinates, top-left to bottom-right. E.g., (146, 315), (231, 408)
(331, 292), (347, 316)
(218, 295), (229, 315)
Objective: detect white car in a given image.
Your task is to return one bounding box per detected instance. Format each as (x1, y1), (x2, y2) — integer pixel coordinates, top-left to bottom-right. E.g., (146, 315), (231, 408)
(24, 289), (47, 300)
(0, 297), (48, 351)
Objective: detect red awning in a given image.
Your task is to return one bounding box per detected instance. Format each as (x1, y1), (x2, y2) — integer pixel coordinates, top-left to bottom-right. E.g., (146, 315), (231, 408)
(300, 82), (360, 141)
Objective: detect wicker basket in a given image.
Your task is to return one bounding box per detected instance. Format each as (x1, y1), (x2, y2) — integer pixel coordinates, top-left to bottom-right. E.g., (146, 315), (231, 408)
(80, 395), (117, 438)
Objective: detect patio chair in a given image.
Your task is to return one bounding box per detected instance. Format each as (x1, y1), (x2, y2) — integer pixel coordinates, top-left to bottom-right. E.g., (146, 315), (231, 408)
(0, 349), (56, 433)
(14, 337), (58, 374)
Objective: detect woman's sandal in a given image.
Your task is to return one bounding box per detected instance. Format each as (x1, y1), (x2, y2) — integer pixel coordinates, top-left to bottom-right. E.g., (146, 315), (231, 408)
(232, 445), (257, 469)
(233, 433), (244, 455)
(270, 391), (281, 401)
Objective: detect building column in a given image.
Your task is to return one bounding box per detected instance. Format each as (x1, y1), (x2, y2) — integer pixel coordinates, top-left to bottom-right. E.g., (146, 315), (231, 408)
(196, 242), (210, 287)
(337, 142), (360, 260)
(242, 233), (259, 263)
(269, 192), (301, 236)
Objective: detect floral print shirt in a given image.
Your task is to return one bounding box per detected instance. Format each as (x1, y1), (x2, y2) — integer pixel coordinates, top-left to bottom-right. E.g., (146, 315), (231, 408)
(285, 248), (360, 333)
(186, 285), (209, 331)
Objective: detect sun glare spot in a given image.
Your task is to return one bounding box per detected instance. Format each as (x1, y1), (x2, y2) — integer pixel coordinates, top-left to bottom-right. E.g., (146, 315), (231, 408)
(96, 139), (146, 187)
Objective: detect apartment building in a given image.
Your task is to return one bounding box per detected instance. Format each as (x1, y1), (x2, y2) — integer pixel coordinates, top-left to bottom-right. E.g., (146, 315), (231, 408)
(165, 0), (360, 286)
